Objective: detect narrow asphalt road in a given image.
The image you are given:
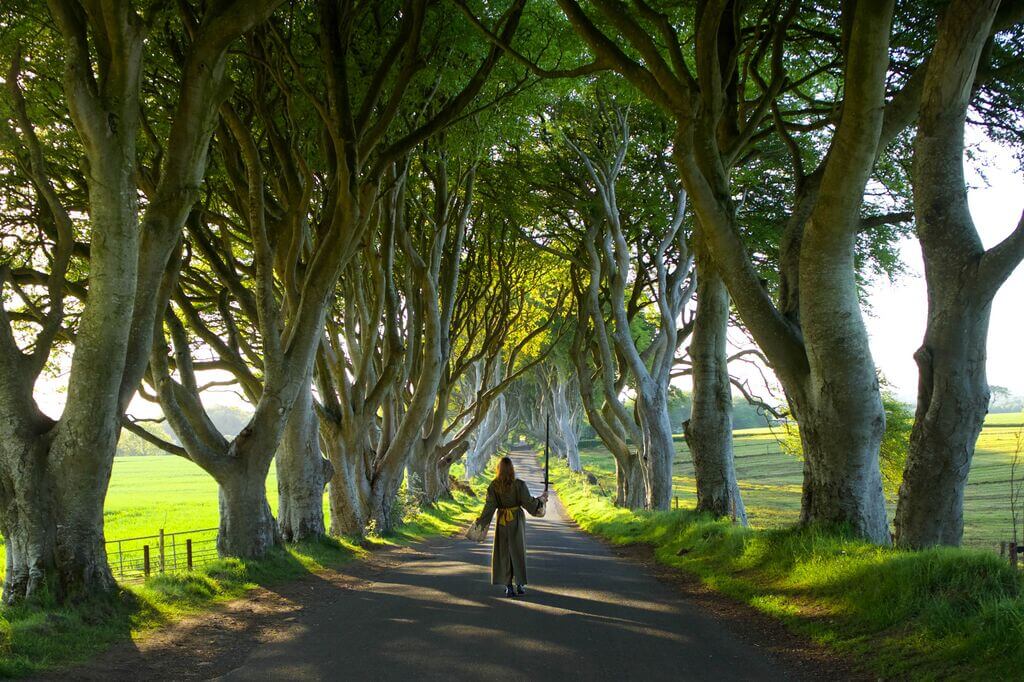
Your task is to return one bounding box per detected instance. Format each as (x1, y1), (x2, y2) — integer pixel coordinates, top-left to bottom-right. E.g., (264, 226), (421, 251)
(216, 452), (796, 682)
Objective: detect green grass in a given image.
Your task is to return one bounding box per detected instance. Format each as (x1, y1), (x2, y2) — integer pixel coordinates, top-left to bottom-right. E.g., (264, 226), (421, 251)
(0, 460), (487, 677)
(576, 411), (1024, 550)
(549, 456), (1024, 680)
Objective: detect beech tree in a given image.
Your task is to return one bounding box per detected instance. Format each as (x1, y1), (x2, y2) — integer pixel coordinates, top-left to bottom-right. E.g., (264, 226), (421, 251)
(460, 358), (512, 479)
(565, 111), (693, 510)
(410, 201), (566, 506)
(3, 2), (1022, 609)
(0, 0), (280, 601)
(140, 0), (528, 550)
(511, 96), (700, 509)
(538, 0), (911, 541)
(895, 0), (1024, 548)
(537, 362), (584, 473)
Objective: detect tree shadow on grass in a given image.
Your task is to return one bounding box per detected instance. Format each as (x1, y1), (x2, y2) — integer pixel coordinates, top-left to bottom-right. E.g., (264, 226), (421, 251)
(2, 535), (363, 678)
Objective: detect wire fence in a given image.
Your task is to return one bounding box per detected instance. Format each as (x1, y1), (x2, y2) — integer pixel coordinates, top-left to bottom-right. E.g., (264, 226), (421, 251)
(106, 527), (219, 584)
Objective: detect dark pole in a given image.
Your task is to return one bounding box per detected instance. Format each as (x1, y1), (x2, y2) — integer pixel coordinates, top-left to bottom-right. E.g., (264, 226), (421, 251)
(545, 414), (550, 492)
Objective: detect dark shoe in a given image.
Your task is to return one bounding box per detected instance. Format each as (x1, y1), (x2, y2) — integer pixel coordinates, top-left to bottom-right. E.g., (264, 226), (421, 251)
(515, 583), (525, 595)
(504, 585), (515, 598)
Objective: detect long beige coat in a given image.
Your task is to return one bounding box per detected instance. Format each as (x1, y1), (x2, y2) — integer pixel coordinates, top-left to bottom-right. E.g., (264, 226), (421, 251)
(474, 478), (544, 585)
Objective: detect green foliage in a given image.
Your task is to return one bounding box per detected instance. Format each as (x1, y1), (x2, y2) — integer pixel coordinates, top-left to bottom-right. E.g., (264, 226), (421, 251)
(880, 394), (914, 496)
(549, 457), (1024, 680)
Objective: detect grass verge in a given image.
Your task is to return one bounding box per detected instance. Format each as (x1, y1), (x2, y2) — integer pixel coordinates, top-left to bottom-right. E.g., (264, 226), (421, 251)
(549, 458), (1024, 680)
(0, 483), (483, 678)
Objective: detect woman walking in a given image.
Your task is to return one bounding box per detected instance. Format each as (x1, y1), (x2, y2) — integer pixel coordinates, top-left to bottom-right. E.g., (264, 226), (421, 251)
(468, 456), (548, 597)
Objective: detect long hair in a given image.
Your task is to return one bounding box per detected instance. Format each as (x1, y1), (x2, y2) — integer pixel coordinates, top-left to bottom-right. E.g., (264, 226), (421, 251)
(494, 456), (516, 493)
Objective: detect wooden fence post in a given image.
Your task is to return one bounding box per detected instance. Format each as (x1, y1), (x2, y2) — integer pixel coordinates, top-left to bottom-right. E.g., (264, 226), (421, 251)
(187, 539), (193, 571)
(143, 545), (151, 577)
(159, 529), (166, 574)
(1010, 541), (1018, 569)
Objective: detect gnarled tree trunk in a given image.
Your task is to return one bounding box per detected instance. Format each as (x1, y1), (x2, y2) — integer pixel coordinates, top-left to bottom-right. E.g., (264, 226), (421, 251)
(547, 366), (582, 472)
(793, 227), (888, 540)
(895, 301), (990, 546)
(635, 386), (676, 510)
(687, 254), (746, 523)
(616, 454), (647, 509)
(323, 419), (373, 537)
(276, 374), (332, 542)
(0, 440), (119, 603)
(894, 0), (1020, 548)
(369, 463), (406, 535)
(217, 454), (281, 558)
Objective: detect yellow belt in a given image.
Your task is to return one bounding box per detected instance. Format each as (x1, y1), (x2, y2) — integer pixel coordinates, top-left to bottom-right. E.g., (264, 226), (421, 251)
(497, 507), (518, 526)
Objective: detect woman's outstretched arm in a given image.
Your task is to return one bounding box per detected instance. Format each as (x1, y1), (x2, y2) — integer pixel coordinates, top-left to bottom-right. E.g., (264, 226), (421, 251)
(517, 480), (546, 515)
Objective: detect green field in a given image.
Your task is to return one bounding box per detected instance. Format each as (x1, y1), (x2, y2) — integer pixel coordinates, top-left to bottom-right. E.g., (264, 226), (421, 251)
(104, 456), (284, 539)
(578, 411), (1024, 550)
(0, 456), (287, 582)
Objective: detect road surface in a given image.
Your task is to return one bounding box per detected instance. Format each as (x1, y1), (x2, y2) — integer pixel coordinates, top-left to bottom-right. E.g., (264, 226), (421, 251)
(217, 453), (796, 681)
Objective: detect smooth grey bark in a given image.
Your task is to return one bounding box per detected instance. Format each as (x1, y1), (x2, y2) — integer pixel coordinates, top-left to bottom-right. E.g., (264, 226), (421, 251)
(569, 307), (646, 509)
(464, 360), (510, 478)
(317, 231), (401, 539)
(895, 302), (991, 546)
(409, 397), (450, 505)
(360, 168), (452, 532)
(686, 252), (747, 524)
(791, 215), (887, 539)
(633, 387), (677, 510)
(0, 1), (147, 601)
(547, 365), (582, 473)
(409, 359), (461, 505)
(152, 94), (371, 560)
(463, 360), (500, 478)
(369, 466), (408, 535)
(894, 0), (1024, 548)
(412, 189), (560, 506)
(619, 454), (647, 509)
(528, 363), (582, 472)
(567, 115), (693, 510)
(467, 395), (509, 476)
(217, 447), (281, 558)
(276, 373), (332, 542)
(0, 431), (55, 601)
(323, 419), (373, 537)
